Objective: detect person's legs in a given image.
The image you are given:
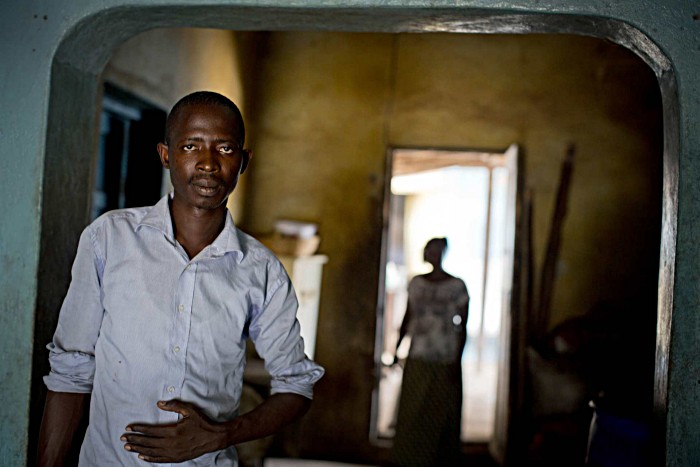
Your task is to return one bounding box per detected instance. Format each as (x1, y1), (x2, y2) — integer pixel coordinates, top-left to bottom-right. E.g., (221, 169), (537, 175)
(436, 364), (463, 466)
(392, 360), (463, 466)
(391, 359), (441, 466)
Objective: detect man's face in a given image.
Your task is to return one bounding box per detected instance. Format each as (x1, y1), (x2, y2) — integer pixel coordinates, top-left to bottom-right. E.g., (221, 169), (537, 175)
(158, 103), (249, 212)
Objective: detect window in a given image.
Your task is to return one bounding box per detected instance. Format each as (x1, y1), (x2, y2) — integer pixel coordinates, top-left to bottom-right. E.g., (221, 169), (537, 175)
(92, 84), (167, 220)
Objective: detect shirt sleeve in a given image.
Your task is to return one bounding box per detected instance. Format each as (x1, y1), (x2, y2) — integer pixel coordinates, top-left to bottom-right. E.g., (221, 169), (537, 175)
(248, 270), (325, 399)
(44, 225), (106, 394)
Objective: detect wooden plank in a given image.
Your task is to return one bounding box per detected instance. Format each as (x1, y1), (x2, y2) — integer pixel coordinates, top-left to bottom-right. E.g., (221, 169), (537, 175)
(535, 144), (576, 341)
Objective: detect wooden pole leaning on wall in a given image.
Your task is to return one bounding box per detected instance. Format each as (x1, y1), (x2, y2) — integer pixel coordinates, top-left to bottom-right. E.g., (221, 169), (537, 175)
(523, 187), (535, 345)
(535, 144), (576, 342)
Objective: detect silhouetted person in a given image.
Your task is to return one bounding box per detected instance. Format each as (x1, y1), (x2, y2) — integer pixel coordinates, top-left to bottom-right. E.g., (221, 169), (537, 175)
(391, 237), (469, 466)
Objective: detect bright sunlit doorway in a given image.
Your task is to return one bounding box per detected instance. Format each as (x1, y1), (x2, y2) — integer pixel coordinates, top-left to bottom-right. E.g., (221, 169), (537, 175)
(372, 145), (518, 446)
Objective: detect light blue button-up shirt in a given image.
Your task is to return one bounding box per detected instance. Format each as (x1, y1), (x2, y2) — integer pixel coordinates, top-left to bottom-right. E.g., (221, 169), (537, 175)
(44, 195), (324, 466)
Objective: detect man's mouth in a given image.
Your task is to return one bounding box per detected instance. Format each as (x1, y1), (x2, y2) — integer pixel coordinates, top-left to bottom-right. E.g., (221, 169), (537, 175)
(191, 178), (222, 195)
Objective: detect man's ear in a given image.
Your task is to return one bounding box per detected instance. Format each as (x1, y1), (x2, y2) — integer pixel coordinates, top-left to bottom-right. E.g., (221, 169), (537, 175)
(157, 142), (170, 169)
(239, 149), (252, 174)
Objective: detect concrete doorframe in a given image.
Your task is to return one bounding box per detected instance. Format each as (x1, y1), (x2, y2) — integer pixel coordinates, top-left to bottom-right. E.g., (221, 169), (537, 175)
(3, 3), (688, 466)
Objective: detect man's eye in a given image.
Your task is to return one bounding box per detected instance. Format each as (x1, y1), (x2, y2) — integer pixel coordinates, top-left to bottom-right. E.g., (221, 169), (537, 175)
(183, 144), (196, 151)
(220, 147), (236, 154)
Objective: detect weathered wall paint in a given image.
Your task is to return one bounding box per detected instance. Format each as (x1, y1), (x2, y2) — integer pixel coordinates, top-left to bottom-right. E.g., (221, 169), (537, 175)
(105, 28), (243, 110)
(243, 31), (662, 462)
(243, 32), (394, 459)
(0, 2), (697, 466)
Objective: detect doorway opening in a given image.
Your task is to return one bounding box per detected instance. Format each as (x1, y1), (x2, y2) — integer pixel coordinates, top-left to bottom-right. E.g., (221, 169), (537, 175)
(31, 8), (675, 465)
(373, 145), (517, 444)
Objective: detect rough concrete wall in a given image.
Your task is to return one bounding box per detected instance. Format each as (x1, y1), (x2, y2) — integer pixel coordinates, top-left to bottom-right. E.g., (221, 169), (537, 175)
(103, 27), (249, 221)
(242, 32), (393, 460)
(243, 31), (661, 462)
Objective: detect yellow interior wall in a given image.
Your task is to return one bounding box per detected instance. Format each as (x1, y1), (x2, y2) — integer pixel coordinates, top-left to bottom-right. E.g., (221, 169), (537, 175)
(242, 31), (662, 460)
(102, 28), (249, 221)
(243, 33), (394, 455)
(388, 34), (662, 324)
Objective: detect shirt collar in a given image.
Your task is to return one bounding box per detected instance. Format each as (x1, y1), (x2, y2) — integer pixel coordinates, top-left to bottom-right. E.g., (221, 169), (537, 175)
(137, 194), (174, 240)
(137, 194), (244, 263)
(212, 208), (244, 262)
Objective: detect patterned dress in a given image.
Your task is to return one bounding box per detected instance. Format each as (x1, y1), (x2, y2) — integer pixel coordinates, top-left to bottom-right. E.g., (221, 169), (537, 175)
(392, 275), (469, 467)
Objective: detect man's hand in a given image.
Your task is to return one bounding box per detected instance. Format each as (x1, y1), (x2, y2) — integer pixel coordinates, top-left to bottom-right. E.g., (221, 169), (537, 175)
(121, 400), (228, 463)
(122, 393), (311, 463)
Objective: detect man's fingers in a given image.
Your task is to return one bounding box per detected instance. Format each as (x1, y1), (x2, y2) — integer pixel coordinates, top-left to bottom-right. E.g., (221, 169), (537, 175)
(156, 399), (193, 416)
(124, 423), (176, 437)
(121, 433), (166, 448)
(121, 400), (215, 463)
(123, 439), (171, 456)
(125, 443), (170, 461)
(124, 442), (187, 464)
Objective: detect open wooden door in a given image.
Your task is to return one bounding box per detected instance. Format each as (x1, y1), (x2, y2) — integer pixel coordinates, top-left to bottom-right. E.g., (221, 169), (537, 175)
(489, 144), (529, 465)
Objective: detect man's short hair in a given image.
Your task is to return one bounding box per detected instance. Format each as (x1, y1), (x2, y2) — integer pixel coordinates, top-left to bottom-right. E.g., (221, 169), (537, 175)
(165, 91), (245, 145)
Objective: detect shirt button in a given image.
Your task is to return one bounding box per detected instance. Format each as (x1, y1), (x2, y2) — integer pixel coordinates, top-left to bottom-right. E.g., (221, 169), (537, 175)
(173, 346), (180, 353)
(167, 386), (175, 393)
(178, 304), (184, 312)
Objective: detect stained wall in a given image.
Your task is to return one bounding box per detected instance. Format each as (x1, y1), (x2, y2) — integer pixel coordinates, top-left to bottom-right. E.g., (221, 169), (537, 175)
(241, 31), (662, 461)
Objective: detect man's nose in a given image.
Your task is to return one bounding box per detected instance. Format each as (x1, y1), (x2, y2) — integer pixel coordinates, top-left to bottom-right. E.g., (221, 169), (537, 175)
(197, 146), (220, 172)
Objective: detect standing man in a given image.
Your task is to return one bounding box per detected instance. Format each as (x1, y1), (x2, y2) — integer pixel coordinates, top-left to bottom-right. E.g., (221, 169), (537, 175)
(38, 91), (324, 466)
